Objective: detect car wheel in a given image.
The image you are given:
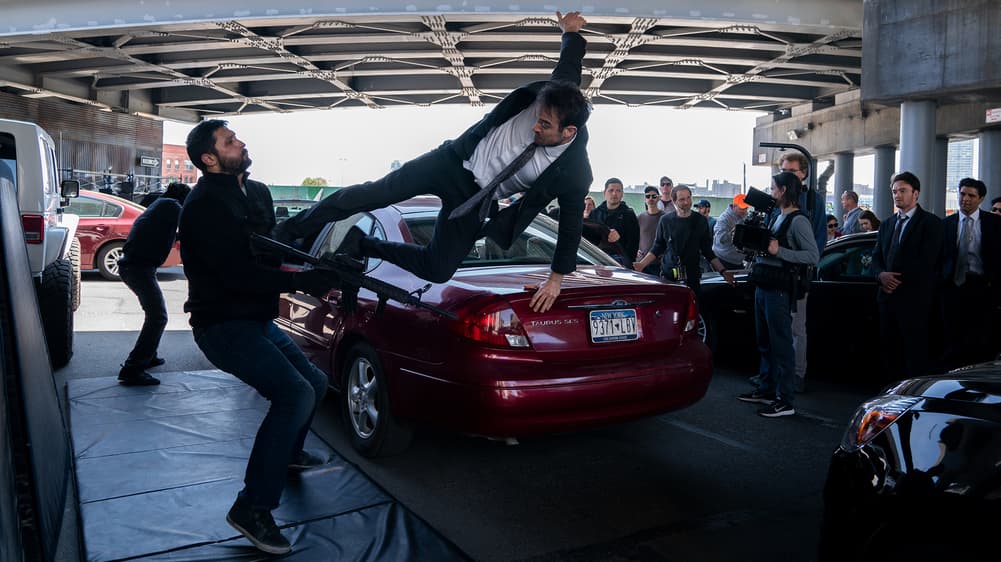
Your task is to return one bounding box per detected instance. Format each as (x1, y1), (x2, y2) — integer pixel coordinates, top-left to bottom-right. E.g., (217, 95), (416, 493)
(37, 258), (74, 369)
(698, 312), (717, 353)
(340, 343), (413, 458)
(96, 241), (124, 281)
(68, 237), (82, 311)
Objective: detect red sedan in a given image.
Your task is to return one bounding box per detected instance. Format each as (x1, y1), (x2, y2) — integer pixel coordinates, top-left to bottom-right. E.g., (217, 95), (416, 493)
(67, 189), (182, 280)
(277, 197), (713, 457)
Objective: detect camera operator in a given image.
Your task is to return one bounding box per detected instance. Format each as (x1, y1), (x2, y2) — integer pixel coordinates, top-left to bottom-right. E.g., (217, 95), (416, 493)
(737, 171), (819, 418)
(713, 193), (751, 270)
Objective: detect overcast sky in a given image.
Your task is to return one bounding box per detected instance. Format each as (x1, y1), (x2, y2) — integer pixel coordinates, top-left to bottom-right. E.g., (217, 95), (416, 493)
(164, 104), (895, 193)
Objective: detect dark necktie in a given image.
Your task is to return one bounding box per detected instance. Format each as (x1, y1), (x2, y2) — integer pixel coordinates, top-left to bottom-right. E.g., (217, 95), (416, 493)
(954, 215), (973, 285)
(886, 213), (908, 267)
(449, 142), (538, 222)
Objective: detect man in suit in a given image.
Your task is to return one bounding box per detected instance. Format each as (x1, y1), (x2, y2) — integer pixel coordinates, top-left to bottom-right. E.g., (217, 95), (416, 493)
(940, 177), (1001, 368)
(870, 171), (944, 379)
(840, 190), (862, 234)
(276, 11), (590, 314)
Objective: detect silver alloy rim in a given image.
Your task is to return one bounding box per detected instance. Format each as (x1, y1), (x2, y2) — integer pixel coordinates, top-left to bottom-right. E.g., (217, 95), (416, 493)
(347, 357), (379, 439)
(104, 246), (123, 277)
(697, 314), (707, 343)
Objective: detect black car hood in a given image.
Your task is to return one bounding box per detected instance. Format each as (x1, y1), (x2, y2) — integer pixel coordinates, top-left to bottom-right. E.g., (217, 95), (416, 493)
(888, 361), (1001, 405)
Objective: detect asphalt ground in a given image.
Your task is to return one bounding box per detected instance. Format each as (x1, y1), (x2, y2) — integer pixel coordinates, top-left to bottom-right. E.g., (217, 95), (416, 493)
(54, 269), (881, 561)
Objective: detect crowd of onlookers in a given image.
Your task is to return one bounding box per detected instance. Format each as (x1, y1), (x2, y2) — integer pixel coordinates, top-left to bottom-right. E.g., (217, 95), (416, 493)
(549, 159), (1001, 419)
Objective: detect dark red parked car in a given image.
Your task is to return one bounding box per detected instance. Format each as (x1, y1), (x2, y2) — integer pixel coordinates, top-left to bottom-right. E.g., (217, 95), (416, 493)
(276, 197), (713, 457)
(67, 189), (182, 280)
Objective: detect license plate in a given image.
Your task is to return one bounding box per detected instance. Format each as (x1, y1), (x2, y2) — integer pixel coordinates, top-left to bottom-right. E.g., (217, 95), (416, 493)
(589, 309), (639, 343)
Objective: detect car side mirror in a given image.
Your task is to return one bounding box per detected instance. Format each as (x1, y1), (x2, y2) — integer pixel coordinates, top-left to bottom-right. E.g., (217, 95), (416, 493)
(60, 179), (80, 199)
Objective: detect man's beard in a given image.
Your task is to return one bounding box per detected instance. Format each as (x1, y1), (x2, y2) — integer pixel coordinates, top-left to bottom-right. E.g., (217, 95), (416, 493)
(217, 151), (251, 175)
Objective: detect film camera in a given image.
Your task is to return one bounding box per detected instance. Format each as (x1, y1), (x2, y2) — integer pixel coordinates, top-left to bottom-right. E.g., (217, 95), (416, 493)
(733, 186), (776, 255)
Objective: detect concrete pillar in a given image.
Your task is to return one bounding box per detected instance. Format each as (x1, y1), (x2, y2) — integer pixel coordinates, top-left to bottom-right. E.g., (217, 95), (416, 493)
(925, 137), (948, 216)
(833, 152), (854, 221)
(979, 128), (1001, 205)
(873, 145), (896, 218)
(899, 100), (937, 203)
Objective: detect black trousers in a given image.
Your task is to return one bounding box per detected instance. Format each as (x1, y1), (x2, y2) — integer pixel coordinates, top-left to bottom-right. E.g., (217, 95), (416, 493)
(119, 264), (167, 371)
(879, 294), (931, 379)
(283, 144), (486, 283)
(940, 274), (996, 369)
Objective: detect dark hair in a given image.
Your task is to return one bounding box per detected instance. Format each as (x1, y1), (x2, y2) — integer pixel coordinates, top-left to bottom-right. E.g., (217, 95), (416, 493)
(644, 185), (659, 195)
(891, 171), (921, 192)
(826, 214), (838, 225)
(163, 182), (191, 204)
(604, 177), (623, 190)
(958, 177), (987, 198)
(992, 196), (1001, 206)
(671, 184), (692, 201)
(842, 190), (859, 204)
(537, 80), (590, 129)
(186, 119), (228, 172)
(859, 209), (880, 229)
(771, 171), (802, 207)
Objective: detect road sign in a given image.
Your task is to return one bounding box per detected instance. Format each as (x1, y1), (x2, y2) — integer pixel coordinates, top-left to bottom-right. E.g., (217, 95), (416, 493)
(139, 155), (160, 168)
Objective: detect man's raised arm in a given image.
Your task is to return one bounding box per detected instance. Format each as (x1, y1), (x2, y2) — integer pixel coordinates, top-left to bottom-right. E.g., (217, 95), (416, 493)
(549, 11), (587, 85)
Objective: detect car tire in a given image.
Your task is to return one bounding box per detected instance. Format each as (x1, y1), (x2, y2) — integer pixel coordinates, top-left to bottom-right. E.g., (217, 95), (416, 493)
(698, 312), (717, 354)
(340, 342), (413, 458)
(95, 241), (124, 281)
(69, 237), (82, 311)
(37, 258), (74, 369)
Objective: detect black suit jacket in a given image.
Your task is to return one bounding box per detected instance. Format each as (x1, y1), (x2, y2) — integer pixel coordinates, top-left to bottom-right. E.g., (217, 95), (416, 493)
(870, 205), (943, 303)
(452, 32), (592, 275)
(941, 209), (1001, 288)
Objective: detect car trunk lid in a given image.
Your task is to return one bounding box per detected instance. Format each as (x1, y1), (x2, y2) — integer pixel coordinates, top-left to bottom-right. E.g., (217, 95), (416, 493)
(450, 266), (695, 361)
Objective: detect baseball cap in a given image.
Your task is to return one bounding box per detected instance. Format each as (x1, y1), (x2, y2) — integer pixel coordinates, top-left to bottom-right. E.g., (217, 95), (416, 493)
(733, 194), (750, 209)
(644, 185), (659, 195)
(696, 199), (711, 208)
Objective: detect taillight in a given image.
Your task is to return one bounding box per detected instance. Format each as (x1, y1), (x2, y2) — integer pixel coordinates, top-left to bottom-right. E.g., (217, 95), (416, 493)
(22, 214), (44, 244)
(453, 300), (531, 348)
(682, 291), (698, 333)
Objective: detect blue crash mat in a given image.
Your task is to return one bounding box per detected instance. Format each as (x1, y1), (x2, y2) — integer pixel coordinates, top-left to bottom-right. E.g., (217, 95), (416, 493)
(67, 370), (467, 562)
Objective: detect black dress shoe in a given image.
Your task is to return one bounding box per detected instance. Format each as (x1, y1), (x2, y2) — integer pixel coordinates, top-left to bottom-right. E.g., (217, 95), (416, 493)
(117, 371), (161, 386)
(146, 356), (165, 368)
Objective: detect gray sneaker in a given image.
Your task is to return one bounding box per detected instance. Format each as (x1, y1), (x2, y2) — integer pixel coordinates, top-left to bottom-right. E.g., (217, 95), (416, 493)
(226, 499), (291, 555)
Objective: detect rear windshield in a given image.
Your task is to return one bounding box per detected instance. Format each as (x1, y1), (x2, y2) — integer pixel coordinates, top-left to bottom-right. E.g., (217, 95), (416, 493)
(405, 213), (620, 268)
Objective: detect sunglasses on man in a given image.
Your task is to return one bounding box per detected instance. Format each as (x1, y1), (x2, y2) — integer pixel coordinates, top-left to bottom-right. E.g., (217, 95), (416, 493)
(645, 193), (660, 199)
(660, 182), (672, 187)
(827, 223), (838, 229)
(993, 206), (1001, 214)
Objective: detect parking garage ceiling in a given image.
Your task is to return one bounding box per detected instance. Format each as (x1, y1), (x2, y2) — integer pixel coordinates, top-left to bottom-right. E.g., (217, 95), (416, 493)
(0, 1), (862, 122)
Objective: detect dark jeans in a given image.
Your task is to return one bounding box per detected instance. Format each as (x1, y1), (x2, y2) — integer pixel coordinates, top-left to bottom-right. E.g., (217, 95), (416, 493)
(282, 144), (484, 283)
(753, 287), (796, 405)
(119, 264), (167, 370)
(193, 320), (328, 510)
